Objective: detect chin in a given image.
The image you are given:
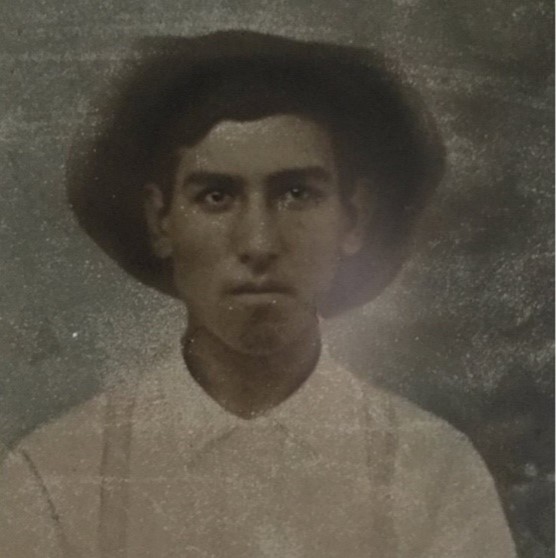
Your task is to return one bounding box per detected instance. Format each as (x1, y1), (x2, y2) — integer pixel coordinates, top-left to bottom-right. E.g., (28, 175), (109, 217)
(234, 325), (291, 355)
(222, 306), (313, 356)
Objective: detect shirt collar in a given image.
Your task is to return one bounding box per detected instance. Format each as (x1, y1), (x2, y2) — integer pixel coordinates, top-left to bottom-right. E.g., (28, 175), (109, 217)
(142, 340), (368, 465)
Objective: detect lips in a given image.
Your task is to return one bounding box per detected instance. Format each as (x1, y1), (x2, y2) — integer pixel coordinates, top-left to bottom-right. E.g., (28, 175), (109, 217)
(227, 280), (292, 295)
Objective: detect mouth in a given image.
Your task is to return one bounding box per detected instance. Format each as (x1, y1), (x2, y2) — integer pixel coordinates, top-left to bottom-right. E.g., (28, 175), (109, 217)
(227, 281), (293, 297)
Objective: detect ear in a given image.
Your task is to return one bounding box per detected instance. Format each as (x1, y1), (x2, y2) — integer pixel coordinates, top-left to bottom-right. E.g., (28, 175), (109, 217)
(144, 183), (173, 258)
(341, 179), (373, 257)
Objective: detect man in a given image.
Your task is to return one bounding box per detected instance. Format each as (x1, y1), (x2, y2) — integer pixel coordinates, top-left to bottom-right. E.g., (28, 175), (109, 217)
(0, 31), (516, 557)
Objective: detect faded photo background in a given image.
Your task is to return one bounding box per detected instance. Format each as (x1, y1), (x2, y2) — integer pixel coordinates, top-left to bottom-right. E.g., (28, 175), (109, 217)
(0, 1), (553, 556)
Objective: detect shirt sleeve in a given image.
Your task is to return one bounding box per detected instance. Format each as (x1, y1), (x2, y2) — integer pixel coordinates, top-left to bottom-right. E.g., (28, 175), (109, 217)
(0, 449), (65, 558)
(392, 407), (517, 558)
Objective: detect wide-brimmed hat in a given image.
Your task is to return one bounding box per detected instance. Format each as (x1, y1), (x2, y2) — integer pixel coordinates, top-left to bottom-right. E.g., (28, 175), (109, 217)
(67, 30), (445, 315)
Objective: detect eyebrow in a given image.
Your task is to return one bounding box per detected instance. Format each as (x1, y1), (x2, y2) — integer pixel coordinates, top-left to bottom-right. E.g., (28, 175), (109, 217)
(183, 167), (333, 188)
(268, 166), (333, 185)
(183, 172), (240, 188)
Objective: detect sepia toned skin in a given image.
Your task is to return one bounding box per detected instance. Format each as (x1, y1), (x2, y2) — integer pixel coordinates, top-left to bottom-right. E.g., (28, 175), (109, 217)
(145, 115), (370, 418)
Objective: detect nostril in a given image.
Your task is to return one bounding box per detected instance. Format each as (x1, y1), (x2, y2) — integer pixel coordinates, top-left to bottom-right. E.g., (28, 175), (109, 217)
(238, 250), (278, 271)
(239, 251), (276, 262)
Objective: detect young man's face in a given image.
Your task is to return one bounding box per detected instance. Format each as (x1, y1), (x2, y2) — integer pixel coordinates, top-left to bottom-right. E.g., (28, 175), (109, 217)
(146, 114), (367, 355)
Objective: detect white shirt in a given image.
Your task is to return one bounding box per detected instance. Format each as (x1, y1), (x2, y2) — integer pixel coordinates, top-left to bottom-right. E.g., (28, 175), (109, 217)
(0, 343), (516, 557)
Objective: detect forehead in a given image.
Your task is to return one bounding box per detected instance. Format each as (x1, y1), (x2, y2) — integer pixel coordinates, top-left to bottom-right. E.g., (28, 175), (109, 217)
(175, 115), (337, 177)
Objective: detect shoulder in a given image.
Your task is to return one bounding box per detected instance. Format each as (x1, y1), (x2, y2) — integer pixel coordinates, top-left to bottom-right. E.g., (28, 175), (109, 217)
(353, 372), (478, 465)
(0, 391), (110, 557)
(4, 388), (110, 479)
(331, 364), (489, 489)
(355, 375), (498, 501)
(322, 357), (473, 459)
(2, 353), (177, 478)
(348, 374), (516, 557)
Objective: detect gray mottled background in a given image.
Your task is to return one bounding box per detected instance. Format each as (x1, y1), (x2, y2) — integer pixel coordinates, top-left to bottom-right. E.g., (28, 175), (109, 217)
(0, 1), (553, 556)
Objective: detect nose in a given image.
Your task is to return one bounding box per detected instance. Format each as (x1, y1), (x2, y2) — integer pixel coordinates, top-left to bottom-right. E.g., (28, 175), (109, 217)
(233, 195), (280, 272)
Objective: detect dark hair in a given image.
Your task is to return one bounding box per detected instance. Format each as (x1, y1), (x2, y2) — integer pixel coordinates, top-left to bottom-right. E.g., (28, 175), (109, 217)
(150, 57), (387, 204)
(67, 31), (445, 315)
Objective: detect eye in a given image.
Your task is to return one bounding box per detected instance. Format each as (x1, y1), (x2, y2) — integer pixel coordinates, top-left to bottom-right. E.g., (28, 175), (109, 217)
(285, 186), (310, 200)
(195, 188), (234, 211)
(277, 183), (323, 209)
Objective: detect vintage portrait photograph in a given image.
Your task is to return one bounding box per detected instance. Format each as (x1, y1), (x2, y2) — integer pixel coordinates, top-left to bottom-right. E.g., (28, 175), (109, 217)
(0, 1), (553, 557)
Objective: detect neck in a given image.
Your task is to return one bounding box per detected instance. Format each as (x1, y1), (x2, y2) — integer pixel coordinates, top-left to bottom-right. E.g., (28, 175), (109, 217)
(182, 321), (321, 419)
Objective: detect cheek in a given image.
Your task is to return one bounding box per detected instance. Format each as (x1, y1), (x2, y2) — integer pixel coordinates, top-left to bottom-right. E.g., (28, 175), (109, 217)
(168, 212), (230, 292)
(284, 213), (345, 285)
